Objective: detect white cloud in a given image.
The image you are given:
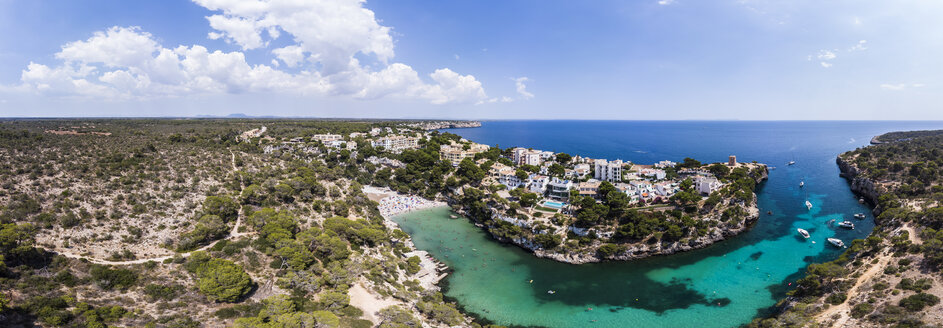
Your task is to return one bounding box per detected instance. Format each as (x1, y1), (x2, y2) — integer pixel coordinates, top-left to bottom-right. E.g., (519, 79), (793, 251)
(272, 45), (305, 68)
(657, 0), (675, 5)
(880, 83), (925, 91)
(56, 26), (159, 68)
(811, 40), (868, 69)
(817, 50), (836, 61)
(8, 0), (495, 105)
(514, 77), (534, 99)
(848, 40), (867, 52)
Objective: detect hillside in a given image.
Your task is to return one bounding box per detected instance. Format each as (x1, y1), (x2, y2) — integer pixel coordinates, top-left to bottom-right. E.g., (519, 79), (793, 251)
(0, 120), (474, 328)
(754, 130), (943, 327)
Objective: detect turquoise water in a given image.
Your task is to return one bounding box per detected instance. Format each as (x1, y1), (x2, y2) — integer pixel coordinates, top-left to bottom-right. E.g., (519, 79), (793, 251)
(543, 201), (565, 209)
(391, 121), (943, 327)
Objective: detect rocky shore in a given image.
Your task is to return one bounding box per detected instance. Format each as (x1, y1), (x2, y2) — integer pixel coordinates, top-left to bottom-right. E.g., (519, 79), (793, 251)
(451, 166), (769, 265)
(836, 155), (883, 214)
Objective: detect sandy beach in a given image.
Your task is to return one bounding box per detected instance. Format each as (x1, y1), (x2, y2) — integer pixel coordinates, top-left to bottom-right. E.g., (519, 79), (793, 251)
(363, 185), (448, 218)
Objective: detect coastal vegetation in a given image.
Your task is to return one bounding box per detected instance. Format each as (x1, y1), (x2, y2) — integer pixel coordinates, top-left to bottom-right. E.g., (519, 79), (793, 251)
(755, 130), (943, 327)
(0, 119), (477, 327)
(0, 118), (767, 327)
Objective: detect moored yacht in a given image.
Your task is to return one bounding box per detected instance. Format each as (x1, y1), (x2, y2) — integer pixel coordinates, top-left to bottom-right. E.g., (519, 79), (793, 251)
(788, 160), (796, 166)
(838, 221), (855, 229)
(805, 200), (813, 210)
(827, 238), (845, 248)
(854, 213), (866, 219)
(797, 228), (810, 239)
(799, 181), (804, 188)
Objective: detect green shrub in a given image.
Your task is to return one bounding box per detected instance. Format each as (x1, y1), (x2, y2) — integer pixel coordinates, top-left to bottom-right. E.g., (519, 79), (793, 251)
(187, 255), (253, 303)
(899, 293), (940, 311)
(851, 303), (874, 318)
(405, 256), (421, 275)
(89, 265), (138, 290)
(825, 292), (847, 305)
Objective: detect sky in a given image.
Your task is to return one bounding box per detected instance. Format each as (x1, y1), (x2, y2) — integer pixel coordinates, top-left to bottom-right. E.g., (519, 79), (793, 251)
(1, 0), (942, 120)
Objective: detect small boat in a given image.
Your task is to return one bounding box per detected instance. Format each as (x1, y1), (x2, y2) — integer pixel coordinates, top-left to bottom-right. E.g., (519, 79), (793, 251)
(797, 228), (810, 239)
(547, 290), (556, 294)
(827, 238), (845, 248)
(449, 214), (458, 219)
(799, 181), (804, 188)
(767, 210), (773, 215)
(838, 221), (855, 229)
(805, 200), (813, 210)
(788, 161), (796, 166)
(528, 280), (533, 284)
(858, 198), (865, 204)
(853, 213), (866, 220)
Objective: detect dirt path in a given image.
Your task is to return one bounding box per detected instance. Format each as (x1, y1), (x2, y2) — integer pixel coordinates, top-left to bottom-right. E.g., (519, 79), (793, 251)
(815, 251), (891, 327)
(349, 282), (401, 325)
(40, 149), (247, 266)
(900, 224), (922, 245)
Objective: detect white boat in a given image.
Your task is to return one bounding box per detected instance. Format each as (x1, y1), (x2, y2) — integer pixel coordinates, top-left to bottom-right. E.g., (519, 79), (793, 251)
(854, 213), (866, 219)
(805, 200), (813, 210)
(797, 228), (810, 239)
(858, 198), (865, 204)
(799, 181), (804, 188)
(827, 238), (845, 248)
(547, 290), (556, 294)
(788, 161), (796, 166)
(838, 221), (855, 229)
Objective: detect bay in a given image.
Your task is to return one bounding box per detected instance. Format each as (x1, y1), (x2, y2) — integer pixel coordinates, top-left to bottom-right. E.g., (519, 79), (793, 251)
(392, 121), (943, 328)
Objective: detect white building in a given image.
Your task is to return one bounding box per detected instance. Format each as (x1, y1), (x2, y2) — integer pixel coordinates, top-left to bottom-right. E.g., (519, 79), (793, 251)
(512, 148), (544, 166)
(369, 128), (382, 136)
(655, 182), (679, 197)
(631, 181), (655, 199)
(547, 178), (573, 200)
(594, 159), (624, 182)
(440, 142), (490, 166)
(495, 166), (523, 189)
(695, 176), (723, 195)
(312, 134), (343, 143)
(655, 160), (677, 168)
(371, 136), (419, 153)
(638, 168), (667, 180)
(527, 174), (550, 194)
(572, 163), (590, 177)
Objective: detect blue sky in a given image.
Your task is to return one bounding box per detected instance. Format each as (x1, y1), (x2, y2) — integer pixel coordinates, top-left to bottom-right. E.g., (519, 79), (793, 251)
(1, 0), (942, 119)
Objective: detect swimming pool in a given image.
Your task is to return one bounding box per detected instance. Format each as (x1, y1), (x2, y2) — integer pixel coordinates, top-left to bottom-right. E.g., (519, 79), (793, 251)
(543, 201), (565, 209)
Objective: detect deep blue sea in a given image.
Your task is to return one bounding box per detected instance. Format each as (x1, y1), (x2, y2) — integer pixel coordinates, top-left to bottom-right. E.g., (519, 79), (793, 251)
(391, 121), (943, 328)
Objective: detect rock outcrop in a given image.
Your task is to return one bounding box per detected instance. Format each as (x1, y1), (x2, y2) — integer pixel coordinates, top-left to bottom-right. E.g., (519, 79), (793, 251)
(836, 156), (883, 214)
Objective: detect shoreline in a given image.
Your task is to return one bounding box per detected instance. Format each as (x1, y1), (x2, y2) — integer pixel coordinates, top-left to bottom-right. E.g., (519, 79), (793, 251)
(364, 185), (449, 218)
(363, 185), (451, 288)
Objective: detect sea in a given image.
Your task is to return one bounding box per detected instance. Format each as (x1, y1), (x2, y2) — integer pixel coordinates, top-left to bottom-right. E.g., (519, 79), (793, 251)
(392, 121), (943, 328)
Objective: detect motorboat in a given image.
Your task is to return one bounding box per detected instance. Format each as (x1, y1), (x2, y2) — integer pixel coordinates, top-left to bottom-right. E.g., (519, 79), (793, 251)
(788, 161), (796, 166)
(854, 213), (866, 220)
(838, 221), (855, 229)
(799, 181), (804, 188)
(827, 238), (845, 248)
(859, 198), (865, 204)
(547, 290), (556, 294)
(797, 228), (810, 239)
(805, 200), (813, 210)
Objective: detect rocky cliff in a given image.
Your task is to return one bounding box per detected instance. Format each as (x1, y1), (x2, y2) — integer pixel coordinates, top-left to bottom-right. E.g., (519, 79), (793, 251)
(836, 155), (883, 215)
